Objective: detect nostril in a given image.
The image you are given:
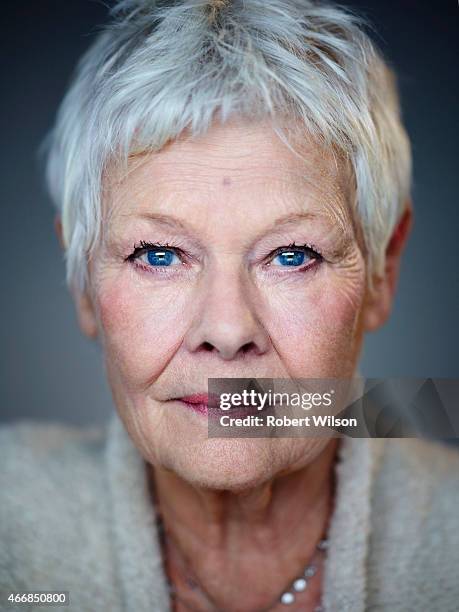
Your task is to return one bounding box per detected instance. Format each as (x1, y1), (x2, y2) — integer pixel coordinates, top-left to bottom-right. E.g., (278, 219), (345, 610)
(201, 341), (215, 353)
(197, 340), (258, 357)
(241, 342), (256, 355)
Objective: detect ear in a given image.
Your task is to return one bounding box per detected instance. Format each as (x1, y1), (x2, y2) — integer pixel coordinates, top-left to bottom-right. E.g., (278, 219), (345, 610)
(54, 214), (66, 250)
(362, 203), (413, 332)
(54, 213), (99, 340)
(73, 290), (99, 340)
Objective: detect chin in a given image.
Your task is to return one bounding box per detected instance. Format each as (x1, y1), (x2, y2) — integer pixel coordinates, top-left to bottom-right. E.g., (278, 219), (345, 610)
(160, 437), (326, 492)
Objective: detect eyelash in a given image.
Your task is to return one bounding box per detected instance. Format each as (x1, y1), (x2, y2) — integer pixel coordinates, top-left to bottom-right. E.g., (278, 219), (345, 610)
(124, 240), (188, 275)
(124, 240), (323, 275)
(265, 242), (323, 270)
(125, 240), (184, 262)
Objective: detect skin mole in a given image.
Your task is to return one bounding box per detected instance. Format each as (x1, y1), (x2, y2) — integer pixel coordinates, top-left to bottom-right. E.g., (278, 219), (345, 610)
(222, 176), (232, 186)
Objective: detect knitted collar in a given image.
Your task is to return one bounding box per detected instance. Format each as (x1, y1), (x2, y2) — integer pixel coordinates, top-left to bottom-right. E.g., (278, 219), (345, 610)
(105, 410), (385, 612)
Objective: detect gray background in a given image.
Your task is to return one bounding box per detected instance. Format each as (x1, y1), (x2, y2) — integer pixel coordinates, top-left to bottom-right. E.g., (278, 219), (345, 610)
(1, 1), (458, 426)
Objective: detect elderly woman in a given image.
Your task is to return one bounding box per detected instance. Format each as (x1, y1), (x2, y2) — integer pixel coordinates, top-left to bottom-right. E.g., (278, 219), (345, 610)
(1, 1), (458, 611)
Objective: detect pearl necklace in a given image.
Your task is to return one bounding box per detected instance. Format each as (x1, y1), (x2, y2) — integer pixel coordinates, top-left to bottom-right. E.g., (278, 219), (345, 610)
(277, 537), (328, 609)
(156, 513), (329, 611)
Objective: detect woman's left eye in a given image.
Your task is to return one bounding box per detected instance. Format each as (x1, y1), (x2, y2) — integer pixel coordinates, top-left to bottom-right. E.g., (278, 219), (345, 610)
(269, 245), (321, 268)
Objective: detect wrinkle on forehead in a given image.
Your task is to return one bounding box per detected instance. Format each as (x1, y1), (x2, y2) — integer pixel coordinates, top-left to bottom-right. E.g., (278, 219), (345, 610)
(101, 120), (361, 248)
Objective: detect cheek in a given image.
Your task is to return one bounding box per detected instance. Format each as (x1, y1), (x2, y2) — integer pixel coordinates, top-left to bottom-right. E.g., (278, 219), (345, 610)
(96, 274), (192, 389)
(263, 262), (366, 377)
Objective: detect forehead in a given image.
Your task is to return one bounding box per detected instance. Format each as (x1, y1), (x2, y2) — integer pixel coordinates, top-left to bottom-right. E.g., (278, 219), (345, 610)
(103, 120), (354, 226)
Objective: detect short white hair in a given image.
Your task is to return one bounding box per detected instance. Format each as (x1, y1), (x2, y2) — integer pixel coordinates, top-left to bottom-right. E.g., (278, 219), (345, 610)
(42, 0), (412, 293)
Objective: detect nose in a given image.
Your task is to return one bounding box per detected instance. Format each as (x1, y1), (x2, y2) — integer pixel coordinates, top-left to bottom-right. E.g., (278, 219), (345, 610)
(183, 268), (270, 361)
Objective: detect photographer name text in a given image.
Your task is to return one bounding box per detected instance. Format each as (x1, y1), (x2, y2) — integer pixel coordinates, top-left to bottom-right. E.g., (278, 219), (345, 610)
(219, 414), (358, 428)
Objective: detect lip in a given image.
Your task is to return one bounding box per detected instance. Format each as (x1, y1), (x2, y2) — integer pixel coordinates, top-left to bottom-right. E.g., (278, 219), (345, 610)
(180, 393), (220, 407)
(175, 393), (264, 418)
(176, 393), (220, 417)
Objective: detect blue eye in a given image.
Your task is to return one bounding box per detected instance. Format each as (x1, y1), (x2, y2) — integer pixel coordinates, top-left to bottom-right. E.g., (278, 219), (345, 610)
(125, 242), (183, 269)
(145, 249), (178, 266)
(272, 249), (307, 267)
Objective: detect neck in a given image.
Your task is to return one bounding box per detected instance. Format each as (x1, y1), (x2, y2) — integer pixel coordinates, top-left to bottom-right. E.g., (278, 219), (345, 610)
(150, 439), (338, 533)
(148, 439), (339, 611)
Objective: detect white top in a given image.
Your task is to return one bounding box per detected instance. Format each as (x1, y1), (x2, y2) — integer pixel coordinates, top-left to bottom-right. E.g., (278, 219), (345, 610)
(1, 411), (458, 611)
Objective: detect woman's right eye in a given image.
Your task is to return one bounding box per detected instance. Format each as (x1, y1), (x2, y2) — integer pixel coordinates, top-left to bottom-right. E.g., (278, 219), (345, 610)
(139, 248), (181, 267)
(124, 241), (185, 271)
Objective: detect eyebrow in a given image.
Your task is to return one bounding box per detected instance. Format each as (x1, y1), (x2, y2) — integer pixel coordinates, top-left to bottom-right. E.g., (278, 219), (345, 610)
(249, 211), (330, 243)
(130, 210), (323, 233)
(121, 209), (346, 249)
(123, 211), (203, 248)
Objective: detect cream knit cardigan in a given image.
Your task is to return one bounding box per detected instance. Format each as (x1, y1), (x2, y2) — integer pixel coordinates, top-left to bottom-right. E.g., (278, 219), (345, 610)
(1, 411), (458, 612)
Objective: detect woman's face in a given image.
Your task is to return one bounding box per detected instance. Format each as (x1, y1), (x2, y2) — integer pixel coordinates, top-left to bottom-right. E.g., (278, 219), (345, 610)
(85, 120), (370, 489)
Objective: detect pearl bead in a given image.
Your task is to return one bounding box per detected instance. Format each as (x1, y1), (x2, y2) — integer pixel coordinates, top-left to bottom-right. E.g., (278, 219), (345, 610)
(304, 565), (316, 577)
(280, 592), (295, 605)
(293, 578), (307, 592)
(317, 539), (329, 551)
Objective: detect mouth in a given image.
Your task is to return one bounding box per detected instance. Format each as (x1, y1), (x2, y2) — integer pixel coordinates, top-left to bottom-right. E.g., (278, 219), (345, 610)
(174, 393), (221, 416)
(173, 393), (264, 418)
(173, 393), (266, 419)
